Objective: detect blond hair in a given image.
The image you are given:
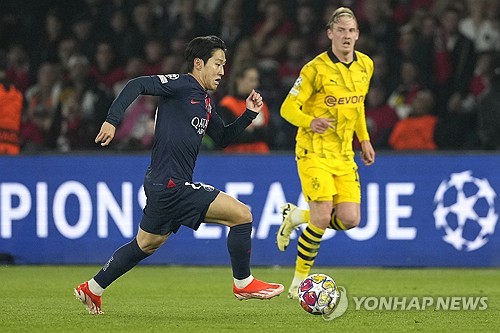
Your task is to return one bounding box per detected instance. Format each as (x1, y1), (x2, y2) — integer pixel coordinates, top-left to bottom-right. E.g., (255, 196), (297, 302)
(326, 7), (358, 28)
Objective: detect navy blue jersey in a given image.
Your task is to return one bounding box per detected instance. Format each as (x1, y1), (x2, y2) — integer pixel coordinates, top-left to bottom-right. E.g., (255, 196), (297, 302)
(106, 74), (257, 190)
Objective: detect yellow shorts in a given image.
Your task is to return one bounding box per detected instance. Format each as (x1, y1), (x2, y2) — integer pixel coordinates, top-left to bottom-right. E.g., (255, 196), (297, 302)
(297, 154), (360, 204)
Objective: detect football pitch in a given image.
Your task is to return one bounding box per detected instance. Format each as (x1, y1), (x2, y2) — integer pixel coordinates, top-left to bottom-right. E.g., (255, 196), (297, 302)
(0, 266), (498, 332)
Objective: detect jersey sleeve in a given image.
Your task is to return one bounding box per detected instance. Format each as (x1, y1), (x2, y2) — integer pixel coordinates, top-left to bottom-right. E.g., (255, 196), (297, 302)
(354, 55), (374, 142)
(106, 75), (178, 127)
(207, 109), (258, 148)
(354, 106), (370, 142)
(280, 64), (316, 128)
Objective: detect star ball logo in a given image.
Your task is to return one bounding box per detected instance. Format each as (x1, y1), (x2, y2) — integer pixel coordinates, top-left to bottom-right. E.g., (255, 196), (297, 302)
(433, 170), (498, 251)
(322, 286), (348, 321)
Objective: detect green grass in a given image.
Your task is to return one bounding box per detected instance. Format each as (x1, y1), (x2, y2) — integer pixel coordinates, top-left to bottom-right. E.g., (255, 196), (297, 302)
(0, 266), (498, 332)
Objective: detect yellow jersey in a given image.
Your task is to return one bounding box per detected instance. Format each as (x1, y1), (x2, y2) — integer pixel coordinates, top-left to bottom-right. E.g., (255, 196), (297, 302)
(281, 49), (373, 161)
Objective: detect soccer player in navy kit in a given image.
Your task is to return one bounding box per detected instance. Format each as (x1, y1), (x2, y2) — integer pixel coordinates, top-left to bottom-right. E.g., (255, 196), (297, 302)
(74, 36), (283, 315)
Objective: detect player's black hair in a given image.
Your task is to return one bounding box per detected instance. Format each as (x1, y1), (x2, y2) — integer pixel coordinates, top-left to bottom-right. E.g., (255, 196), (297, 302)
(184, 35), (227, 72)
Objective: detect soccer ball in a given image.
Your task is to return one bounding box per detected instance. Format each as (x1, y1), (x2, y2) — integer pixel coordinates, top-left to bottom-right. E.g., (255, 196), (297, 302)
(298, 274), (341, 315)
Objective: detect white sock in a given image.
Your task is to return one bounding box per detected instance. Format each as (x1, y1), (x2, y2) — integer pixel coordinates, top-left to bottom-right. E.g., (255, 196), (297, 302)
(234, 274), (254, 289)
(291, 208), (308, 226)
(291, 275), (306, 287)
(88, 278), (105, 296)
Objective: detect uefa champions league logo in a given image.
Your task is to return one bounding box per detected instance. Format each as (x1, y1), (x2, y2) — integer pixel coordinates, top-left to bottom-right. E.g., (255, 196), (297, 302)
(433, 171), (498, 252)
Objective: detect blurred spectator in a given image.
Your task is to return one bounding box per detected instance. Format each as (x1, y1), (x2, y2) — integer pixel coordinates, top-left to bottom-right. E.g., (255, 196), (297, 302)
(33, 9), (64, 67)
(22, 62), (62, 151)
(1, 0), (498, 152)
(57, 93), (99, 151)
(107, 10), (136, 62)
(163, 0), (214, 41)
(475, 62), (500, 149)
(292, 2), (322, 54)
(122, 2), (161, 58)
(57, 37), (79, 74)
(363, 84), (399, 149)
(370, 53), (398, 94)
(161, 54), (185, 75)
(111, 56), (154, 150)
(71, 13), (97, 61)
(220, 37), (258, 96)
(412, 13), (438, 88)
(389, 90), (438, 150)
(229, 38), (257, 73)
(432, 6), (480, 150)
(358, 0), (399, 57)
(433, 6), (476, 114)
(113, 56), (145, 97)
(252, 0), (293, 61)
(113, 94), (156, 151)
(278, 37), (311, 92)
(217, 63), (271, 153)
(6, 44), (31, 92)
(468, 51), (496, 98)
(59, 55), (111, 137)
(0, 57), (23, 155)
(397, 26), (418, 61)
(143, 38), (167, 75)
(89, 40), (126, 92)
(387, 60), (423, 119)
(459, 0), (500, 52)
(168, 0), (224, 22)
(81, 0), (114, 36)
(431, 0), (467, 17)
(214, 0), (248, 59)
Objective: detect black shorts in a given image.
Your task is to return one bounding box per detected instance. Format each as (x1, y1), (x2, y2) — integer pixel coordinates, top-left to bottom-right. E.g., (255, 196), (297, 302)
(140, 181), (220, 235)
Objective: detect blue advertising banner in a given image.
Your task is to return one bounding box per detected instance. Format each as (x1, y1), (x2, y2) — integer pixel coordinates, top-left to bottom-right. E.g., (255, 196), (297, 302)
(0, 153), (499, 266)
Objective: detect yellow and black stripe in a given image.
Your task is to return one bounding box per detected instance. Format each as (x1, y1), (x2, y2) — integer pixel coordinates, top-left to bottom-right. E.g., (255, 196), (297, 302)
(295, 222), (325, 277)
(329, 215), (347, 230)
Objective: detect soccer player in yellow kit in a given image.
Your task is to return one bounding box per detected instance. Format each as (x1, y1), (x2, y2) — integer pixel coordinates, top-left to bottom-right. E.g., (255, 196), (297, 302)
(277, 7), (376, 299)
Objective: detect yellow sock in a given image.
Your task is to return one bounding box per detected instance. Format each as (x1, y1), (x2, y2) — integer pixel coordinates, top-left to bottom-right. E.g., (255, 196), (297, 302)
(295, 222), (325, 278)
(329, 214), (347, 230)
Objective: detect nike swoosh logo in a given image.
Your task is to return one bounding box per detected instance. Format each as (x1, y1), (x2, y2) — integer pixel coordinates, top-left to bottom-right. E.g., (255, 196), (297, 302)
(190, 99), (201, 104)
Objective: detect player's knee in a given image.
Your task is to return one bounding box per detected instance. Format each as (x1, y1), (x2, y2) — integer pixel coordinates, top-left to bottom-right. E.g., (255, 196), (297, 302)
(140, 243), (160, 255)
(240, 206), (253, 223)
(137, 233), (169, 254)
(311, 213), (331, 229)
(337, 212), (360, 229)
(232, 205), (253, 225)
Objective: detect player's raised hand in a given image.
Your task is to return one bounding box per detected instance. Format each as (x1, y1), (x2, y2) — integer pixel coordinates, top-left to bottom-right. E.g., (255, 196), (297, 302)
(95, 121), (116, 146)
(310, 118), (336, 134)
(246, 89), (264, 113)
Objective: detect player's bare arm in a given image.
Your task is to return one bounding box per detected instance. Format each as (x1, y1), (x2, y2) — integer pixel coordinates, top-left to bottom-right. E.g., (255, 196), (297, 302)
(246, 89), (263, 113)
(360, 140), (375, 166)
(95, 121), (116, 146)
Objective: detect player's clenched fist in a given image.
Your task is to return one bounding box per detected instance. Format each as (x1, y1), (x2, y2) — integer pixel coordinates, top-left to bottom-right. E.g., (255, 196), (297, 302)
(246, 89), (263, 113)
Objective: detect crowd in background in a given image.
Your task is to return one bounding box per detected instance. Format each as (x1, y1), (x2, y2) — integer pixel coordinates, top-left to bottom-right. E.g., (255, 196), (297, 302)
(0, 0), (499, 154)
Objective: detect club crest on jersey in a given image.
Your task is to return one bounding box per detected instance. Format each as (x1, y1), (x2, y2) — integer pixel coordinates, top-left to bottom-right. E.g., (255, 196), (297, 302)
(157, 74), (180, 84)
